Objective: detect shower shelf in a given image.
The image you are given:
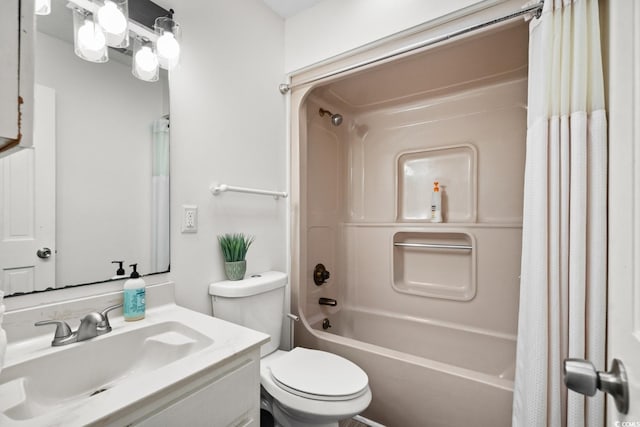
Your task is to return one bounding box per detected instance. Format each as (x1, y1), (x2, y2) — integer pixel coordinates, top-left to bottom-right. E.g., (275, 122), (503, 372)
(392, 231), (476, 301)
(209, 183), (288, 199)
(396, 145), (477, 223)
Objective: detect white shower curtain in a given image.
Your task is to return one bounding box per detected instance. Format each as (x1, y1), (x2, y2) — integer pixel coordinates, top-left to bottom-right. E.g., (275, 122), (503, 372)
(512, 0), (607, 426)
(151, 117), (170, 273)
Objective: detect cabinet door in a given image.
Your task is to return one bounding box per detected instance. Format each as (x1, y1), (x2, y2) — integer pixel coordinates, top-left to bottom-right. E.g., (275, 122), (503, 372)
(0, 0), (34, 157)
(0, 0), (20, 143)
(132, 358), (260, 427)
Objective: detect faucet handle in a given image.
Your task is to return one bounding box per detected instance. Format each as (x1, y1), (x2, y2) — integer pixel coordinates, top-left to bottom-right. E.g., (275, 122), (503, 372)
(98, 303), (123, 332)
(34, 320), (73, 345)
(35, 320), (72, 337)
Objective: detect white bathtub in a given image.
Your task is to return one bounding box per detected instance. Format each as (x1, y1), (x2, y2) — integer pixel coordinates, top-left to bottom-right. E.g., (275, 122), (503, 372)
(298, 307), (516, 427)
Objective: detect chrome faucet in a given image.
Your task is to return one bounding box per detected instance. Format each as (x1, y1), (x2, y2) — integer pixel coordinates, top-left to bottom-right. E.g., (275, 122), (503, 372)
(35, 303), (123, 346)
(318, 297), (337, 307)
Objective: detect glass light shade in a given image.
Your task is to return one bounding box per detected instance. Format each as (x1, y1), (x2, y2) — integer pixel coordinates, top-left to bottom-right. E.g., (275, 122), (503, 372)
(73, 9), (108, 63)
(97, 0), (129, 48)
(132, 37), (159, 82)
(154, 17), (181, 70)
(35, 0), (51, 15)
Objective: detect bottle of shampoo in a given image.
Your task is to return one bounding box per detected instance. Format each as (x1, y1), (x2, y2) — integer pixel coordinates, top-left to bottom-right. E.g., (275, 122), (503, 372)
(431, 179), (443, 223)
(123, 263), (145, 321)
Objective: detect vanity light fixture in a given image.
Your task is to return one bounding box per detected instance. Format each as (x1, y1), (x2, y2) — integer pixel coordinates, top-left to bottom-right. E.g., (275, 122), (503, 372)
(62, 0), (181, 81)
(73, 8), (108, 63)
(97, 0), (129, 48)
(154, 15), (180, 70)
(35, 0), (51, 15)
(132, 36), (159, 82)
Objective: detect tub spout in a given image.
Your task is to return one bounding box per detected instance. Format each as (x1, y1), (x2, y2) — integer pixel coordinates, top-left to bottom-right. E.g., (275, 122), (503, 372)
(319, 297), (337, 307)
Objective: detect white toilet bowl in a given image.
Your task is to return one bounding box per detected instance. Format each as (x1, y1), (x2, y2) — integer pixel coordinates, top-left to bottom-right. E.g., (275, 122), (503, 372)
(260, 349), (372, 427)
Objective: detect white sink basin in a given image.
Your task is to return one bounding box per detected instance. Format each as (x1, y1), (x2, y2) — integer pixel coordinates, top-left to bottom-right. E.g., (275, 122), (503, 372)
(0, 302), (269, 426)
(0, 321), (212, 421)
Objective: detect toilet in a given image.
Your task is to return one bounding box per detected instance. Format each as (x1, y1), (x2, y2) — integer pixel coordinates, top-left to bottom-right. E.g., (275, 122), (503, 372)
(208, 271), (371, 427)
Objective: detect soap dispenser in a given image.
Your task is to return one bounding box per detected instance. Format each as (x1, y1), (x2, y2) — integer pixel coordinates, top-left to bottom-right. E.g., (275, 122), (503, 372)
(123, 263), (146, 321)
(111, 260), (127, 280)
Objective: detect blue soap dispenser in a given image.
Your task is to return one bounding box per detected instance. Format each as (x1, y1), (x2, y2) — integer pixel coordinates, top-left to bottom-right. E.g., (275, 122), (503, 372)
(123, 263), (146, 321)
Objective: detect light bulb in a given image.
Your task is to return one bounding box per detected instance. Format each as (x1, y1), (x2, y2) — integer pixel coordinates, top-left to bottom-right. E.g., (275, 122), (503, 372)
(134, 46), (159, 81)
(156, 32), (180, 63)
(77, 20), (107, 61)
(97, 1), (126, 34)
(35, 0), (51, 15)
(135, 47), (158, 72)
(97, 1), (128, 47)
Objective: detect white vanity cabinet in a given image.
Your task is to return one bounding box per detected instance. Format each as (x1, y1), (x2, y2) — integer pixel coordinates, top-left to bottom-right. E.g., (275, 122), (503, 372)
(0, 0), (34, 157)
(122, 353), (262, 427)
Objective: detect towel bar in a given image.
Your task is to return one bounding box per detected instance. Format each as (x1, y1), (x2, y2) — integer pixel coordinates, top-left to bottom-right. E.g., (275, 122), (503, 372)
(210, 183), (288, 199)
(393, 242), (472, 250)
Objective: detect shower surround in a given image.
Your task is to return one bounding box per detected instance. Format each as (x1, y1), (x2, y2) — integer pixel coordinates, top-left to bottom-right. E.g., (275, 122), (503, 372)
(290, 22), (528, 427)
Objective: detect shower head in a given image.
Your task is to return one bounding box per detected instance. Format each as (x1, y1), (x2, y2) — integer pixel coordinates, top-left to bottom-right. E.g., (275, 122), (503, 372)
(319, 108), (343, 126)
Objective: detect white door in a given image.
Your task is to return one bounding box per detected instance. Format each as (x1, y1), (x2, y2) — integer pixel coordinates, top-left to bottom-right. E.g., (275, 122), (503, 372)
(0, 85), (55, 294)
(607, 0), (640, 422)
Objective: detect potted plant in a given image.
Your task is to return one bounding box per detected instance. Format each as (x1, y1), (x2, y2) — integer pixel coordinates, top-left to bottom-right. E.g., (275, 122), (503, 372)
(217, 233), (254, 281)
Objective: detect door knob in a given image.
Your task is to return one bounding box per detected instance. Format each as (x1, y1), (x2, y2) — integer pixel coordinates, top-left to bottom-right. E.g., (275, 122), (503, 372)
(36, 247), (52, 259)
(564, 358), (629, 414)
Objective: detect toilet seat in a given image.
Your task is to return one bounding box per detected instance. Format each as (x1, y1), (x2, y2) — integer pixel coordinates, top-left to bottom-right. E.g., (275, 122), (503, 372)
(260, 349), (372, 422)
(268, 348), (369, 401)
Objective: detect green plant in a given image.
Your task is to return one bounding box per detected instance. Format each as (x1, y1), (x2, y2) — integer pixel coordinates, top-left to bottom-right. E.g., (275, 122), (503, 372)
(217, 233), (255, 262)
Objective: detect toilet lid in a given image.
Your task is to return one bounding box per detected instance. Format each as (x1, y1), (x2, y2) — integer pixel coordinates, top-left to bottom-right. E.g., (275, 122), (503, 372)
(268, 348), (368, 400)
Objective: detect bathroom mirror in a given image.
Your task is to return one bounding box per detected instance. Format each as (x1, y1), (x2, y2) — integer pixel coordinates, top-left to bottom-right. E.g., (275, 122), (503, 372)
(0, 0), (170, 297)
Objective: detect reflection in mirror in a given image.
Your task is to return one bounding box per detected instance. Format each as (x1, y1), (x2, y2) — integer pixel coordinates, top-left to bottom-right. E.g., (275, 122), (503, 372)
(0, 0), (170, 297)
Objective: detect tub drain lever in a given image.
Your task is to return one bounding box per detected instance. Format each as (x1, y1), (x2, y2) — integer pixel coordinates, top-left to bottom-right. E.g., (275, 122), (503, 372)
(322, 318), (332, 330)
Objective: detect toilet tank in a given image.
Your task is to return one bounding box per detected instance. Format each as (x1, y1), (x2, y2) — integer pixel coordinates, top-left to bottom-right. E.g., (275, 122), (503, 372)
(208, 271), (287, 356)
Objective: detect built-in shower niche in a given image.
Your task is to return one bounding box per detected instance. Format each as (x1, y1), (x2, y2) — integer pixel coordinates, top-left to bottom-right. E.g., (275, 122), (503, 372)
(392, 232), (476, 301)
(396, 145), (477, 222)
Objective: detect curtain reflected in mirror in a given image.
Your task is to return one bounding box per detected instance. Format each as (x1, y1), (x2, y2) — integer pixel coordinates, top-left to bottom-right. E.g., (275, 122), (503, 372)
(151, 117), (170, 273)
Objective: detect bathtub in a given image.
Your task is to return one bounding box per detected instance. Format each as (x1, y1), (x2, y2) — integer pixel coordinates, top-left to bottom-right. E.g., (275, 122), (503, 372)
(296, 307), (516, 427)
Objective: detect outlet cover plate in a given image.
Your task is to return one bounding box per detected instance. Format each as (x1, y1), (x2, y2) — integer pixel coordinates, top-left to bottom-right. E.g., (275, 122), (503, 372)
(181, 205), (198, 233)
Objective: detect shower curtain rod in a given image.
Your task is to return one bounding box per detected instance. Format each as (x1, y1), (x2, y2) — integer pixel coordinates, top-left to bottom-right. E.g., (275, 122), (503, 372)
(279, 1), (543, 93)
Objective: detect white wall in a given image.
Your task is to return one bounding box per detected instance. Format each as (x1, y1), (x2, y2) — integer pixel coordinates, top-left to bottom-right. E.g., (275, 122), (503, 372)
(284, 0), (490, 72)
(169, 0), (286, 314)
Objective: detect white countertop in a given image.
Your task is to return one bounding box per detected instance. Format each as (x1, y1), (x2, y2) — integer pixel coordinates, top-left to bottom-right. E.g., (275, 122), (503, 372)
(0, 301), (269, 426)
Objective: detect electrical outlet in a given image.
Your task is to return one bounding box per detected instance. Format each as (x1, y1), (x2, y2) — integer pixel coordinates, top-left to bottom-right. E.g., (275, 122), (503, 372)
(181, 205), (198, 233)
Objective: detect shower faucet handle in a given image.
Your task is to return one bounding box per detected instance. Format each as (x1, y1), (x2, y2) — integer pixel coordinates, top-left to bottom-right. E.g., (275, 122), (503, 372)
(314, 264), (331, 286)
